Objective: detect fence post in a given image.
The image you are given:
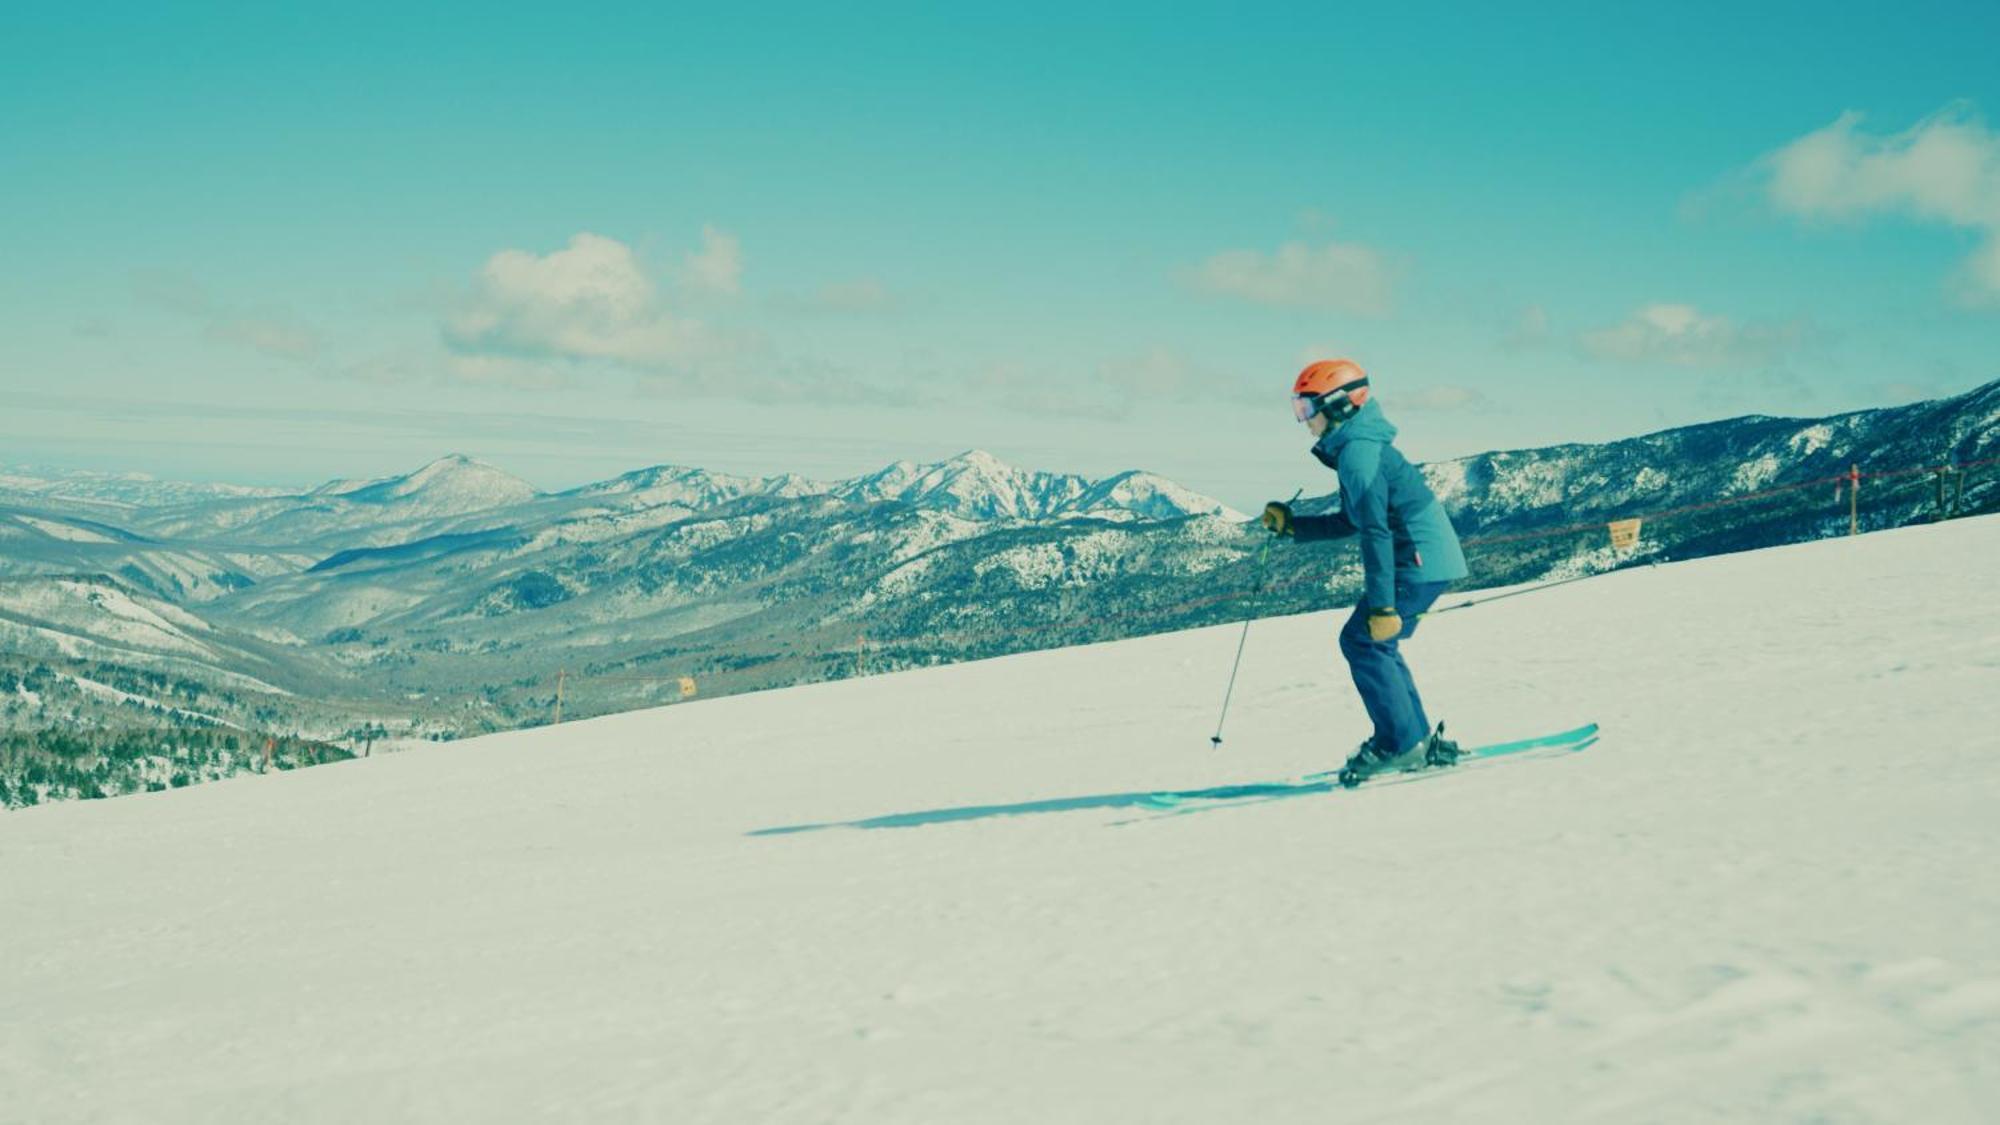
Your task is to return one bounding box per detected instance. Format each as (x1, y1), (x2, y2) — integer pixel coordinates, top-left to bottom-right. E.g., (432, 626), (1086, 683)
(1848, 464), (1860, 536)
(1937, 465), (1963, 519)
(553, 669), (566, 726)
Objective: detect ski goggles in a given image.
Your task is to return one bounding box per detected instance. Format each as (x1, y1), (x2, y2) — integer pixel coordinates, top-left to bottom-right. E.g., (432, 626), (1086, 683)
(1293, 379), (1368, 423)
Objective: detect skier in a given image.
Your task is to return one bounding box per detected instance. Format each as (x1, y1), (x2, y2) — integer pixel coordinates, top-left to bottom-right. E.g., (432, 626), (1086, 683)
(1260, 359), (1470, 786)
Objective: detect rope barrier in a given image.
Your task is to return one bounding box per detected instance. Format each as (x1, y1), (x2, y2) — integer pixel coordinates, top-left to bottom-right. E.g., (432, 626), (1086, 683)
(514, 452), (1989, 719)
(1856, 454), (2000, 481)
(1454, 471), (1853, 548)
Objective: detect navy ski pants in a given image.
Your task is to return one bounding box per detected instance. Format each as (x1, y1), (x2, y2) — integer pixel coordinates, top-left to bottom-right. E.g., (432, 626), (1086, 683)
(1338, 579), (1452, 755)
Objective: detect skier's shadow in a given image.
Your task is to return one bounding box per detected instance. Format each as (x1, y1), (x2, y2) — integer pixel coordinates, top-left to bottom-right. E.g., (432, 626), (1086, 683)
(749, 729), (1600, 835)
(748, 778), (1335, 835)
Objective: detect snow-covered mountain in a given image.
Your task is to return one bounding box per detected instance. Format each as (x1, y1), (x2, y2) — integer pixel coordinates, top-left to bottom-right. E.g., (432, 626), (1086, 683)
(2, 381), (1994, 748)
(0, 449), (1246, 636)
(0, 466), (288, 510)
(324, 454), (539, 512)
(0, 508), (305, 603)
(1411, 379), (2000, 541)
(6, 449), (1238, 559)
(0, 573), (300, 695)
(1071, 468), (1247, 523)
(0, 447), (1254, 746)
(7, 515), (1995, 1121)
(560, 463), (829, 507)
(125, 455), (543, 547)
(835, 450), (1247, 523)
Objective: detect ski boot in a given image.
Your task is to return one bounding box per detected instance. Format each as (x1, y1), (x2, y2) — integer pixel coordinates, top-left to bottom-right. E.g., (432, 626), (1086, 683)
(1336, 736), (1429, 789)
(1422, 722), (1462, 768)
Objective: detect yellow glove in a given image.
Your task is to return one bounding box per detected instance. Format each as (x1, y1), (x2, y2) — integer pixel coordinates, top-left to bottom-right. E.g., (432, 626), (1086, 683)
(1367, 609), (1402, 642)
(1260, 501), (1293, 536)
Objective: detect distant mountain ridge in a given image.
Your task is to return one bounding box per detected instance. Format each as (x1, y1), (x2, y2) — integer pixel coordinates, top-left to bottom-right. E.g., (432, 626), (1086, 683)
(1, 380), (1994, 749)
(1416, 378), (2000, 541)
(829, 450), (1246, 523)
(327, 454), (540, 511)
(4, 449), (1243, 555)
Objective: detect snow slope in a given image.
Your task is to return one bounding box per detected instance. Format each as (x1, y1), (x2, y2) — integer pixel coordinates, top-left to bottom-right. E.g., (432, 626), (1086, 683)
(4, 517), (1998, 1123)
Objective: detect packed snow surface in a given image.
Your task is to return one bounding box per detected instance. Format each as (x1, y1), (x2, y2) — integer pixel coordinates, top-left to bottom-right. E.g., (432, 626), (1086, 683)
(4, 518), (1999, 1123)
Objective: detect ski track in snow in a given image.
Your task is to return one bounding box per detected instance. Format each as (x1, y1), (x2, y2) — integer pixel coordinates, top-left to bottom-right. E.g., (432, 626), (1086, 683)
(59, 673), (234, 727)
(3, 518), (1998, 1123)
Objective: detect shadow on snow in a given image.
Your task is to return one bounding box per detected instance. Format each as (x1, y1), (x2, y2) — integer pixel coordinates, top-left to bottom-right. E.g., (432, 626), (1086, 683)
(747, 728), (1601, 836)
(748, 777), (1337, 835)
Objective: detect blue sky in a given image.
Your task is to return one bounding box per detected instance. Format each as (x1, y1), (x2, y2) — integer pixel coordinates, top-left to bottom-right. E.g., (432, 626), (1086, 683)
(4, 2), (1998, 510)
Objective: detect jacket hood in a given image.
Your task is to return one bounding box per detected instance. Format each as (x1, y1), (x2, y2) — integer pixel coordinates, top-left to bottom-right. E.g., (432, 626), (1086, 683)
(1312, 398), (1398, 457)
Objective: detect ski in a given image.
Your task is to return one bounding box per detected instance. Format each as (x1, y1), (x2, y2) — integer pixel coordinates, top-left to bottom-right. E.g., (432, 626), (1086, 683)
(1301, 720), (1599, 782)
(1144, 722), (1598, 809)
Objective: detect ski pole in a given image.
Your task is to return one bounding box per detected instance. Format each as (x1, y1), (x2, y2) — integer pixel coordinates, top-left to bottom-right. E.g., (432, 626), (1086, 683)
(1210, 489), (1300, 748)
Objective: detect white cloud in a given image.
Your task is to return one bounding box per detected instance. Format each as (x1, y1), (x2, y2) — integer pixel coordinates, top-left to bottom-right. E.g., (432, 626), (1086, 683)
(1097, 347), (1199, 398)
(443, 354), (580, 392)
(444, 231), (710, 369)
(337, 355), (426, 387)
(134, 271), (322, 360)
(1093, 347), (1286, 411)
(680, 225), (743, 296)
(1183, 239), (1397, 316)
(208, 315), (319, 359)
(326, 351), (578, 392)
(1762, 104), (2000, 304)
(1581, 303), (1803, 368)
(1965, 235), (2000, 299)
(971, 360), (1125, 420)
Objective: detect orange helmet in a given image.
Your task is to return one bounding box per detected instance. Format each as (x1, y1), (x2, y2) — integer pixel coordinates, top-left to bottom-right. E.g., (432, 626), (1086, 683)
(1291, 358), (1370, 423)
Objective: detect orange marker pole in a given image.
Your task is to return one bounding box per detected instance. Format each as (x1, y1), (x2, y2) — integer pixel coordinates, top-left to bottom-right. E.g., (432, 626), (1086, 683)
(1848, 464), (1860, 536)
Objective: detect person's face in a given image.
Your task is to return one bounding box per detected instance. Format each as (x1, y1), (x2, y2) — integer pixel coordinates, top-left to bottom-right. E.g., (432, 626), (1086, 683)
(1306, 411), (1331, 438)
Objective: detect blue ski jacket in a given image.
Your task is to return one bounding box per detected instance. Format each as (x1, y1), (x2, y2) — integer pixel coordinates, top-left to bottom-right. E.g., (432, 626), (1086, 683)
(1290, 399), (1468, 611)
